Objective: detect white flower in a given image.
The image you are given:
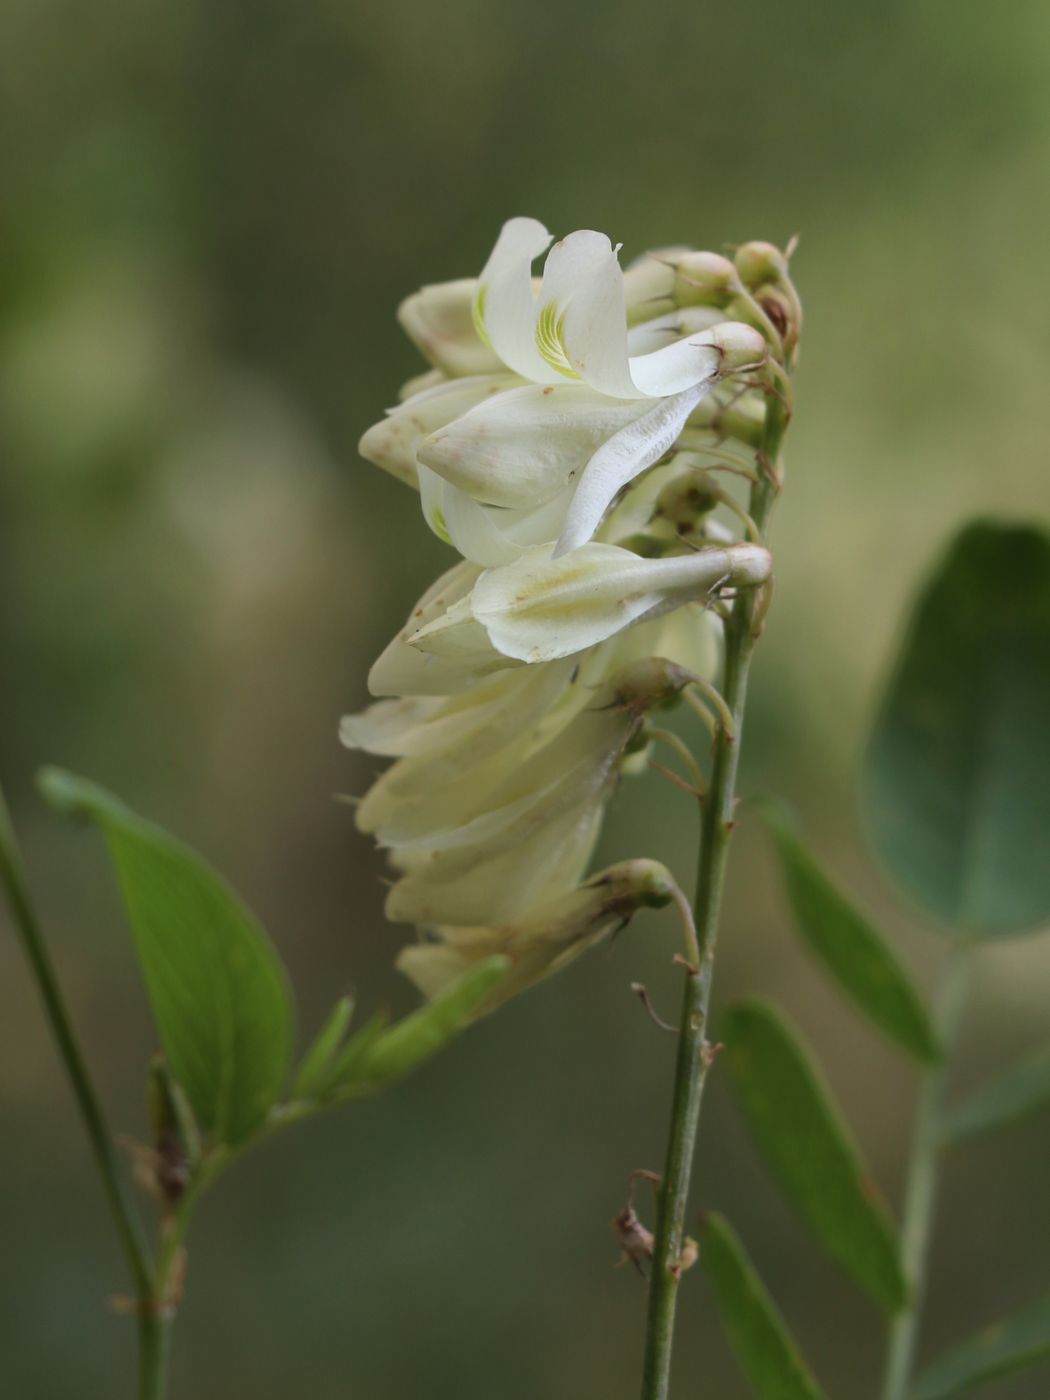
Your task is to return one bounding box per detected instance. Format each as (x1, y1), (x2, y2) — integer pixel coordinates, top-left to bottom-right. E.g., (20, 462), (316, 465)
(347, 216), (789, 1006)
(368, 659), (694, 926)
(359, 218), (767, 558)
(475, 218), (758, 399)
(408, 541), (771, 665)
(397, 858), (679, 1012)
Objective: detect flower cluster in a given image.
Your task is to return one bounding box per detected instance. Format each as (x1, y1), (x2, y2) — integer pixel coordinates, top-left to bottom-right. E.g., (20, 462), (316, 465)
(345, 218), (790, 1011)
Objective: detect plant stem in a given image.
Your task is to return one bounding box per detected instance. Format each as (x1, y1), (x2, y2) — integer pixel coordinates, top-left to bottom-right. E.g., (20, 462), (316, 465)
(880, 941), (974, 1400)
(0, 783), (156, 1297)
(138, 1305), (173, 1400)
(0, 782), (173, 1395)
(639, 389), (788, 1400)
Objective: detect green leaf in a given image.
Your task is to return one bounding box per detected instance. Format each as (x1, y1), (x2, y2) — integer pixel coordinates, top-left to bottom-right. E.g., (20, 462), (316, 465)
(757, 801), (937, 1062)
(344, 956), (508, 1093)
(723, 1001), (906, 1313)
(863, 520), (1050, 938)
(942, 1045), (1050, 1145)
(292, 995), (355, 1101)
(700, 1212), (830, 1400)
(39, 768), (294, 1146)
(913, 1295), (1050, 1399)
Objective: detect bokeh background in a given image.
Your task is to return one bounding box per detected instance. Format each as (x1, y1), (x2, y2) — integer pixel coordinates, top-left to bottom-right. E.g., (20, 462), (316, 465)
(2, 1), (1049, 1396)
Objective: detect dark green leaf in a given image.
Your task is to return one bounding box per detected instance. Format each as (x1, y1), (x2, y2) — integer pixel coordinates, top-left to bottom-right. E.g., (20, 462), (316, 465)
(39, 768), (294, 1145)
(863, 520), (1050, 938)
(724, 1001), (906, 1313)
(292, 995), (355, 1100)
(913, 1295), (1050, 1399)
(344, 957), (508, 1093)
(942, 1045), (1050, 1145)
(757, 800), (937, 1062)
(701, 1212), (830, 1400)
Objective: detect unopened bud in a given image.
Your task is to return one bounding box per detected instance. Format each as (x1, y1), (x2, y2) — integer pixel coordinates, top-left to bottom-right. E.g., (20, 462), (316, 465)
(734, 241), (790, 290)
(607, 657), (695, 715)
(624, 247), (690, 324)
(617, 532), (670, 558)
(687, 392), (765, 447)
(674, 252), (740, 309)
(586, 857), (678, 912)
(703, 321), (768, 372)
(655, 468), (720, 529)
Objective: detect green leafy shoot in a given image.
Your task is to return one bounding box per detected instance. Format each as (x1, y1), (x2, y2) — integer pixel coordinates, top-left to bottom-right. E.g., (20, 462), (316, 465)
(39, 768), (294, 1147)
(756, 800), (937, 1062)
(700, 1212), (830, 1400)
(913, 1294), (1050, 1399)
(340, 956), (509, 1096)
(292, 995), (356, 1101)
(942, 1045), (1050, 1146)
(863, 521), (1050, 938)
(319, 1011), (391, 1100)
(723, 1001), (906, 1313)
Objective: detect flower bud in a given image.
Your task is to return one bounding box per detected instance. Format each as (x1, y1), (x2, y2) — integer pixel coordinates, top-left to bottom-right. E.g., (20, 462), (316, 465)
(623, 247), (690, 324)
(686, 392), (765, 447)
(733, 241), (791, 290)
(655, 468), (720, 530)
(606, 657), (695, 715)
(702, 321), (768, 372)
(733, 242), (802, 352)
(673, 252), (741, 309)
(615, 532), (670, 558)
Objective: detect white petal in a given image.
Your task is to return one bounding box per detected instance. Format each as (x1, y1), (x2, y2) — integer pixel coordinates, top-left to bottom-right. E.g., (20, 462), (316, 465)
(627, 337), (722, 397)
(385, 801), (602, 926)
(376, 701), (630, 851)
(353, 663), (584, 837)
(418, 383), (650, 509)
(441, 486), (581, 565)
(622, 247), (691, 322)
(417, 463), (451, 542)
(441, 485), (527, 566)
(555, 383), (711, 555)
(537, 231), (639, 398)
(626, 307), (725, 357)
(397, 278), (504, 377)
(472, 541), (772, 663)
(345, 660), (573, 763)
(367, 560), (513, 697)
(339, 696), (445, 756)
(476, 217), (556, 383)
(397, 368), (445, 401)
(358, 374), (520, 488)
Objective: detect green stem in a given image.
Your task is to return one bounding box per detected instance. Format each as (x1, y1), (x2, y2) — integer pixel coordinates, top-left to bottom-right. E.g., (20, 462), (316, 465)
(138, 1306), (173, 1400)
(0, 783), (155, 1297)
(880, 942), (974, 1400)
(0, 782), (173, 1396)
(639, 390), (787, 1400)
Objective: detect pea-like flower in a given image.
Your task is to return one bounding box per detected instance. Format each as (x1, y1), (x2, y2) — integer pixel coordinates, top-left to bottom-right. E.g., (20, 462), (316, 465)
(347, 217), (783, 1010)
(360, 218), (767, 562)
(397, 859), (680, 1014)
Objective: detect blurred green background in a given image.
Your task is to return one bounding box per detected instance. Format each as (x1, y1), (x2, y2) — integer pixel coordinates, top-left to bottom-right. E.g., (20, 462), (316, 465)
(2, 0), (1049, 1395)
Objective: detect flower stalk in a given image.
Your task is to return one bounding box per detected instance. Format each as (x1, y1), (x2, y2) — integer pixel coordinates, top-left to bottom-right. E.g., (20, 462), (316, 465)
(640, 378), (791, 1400)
